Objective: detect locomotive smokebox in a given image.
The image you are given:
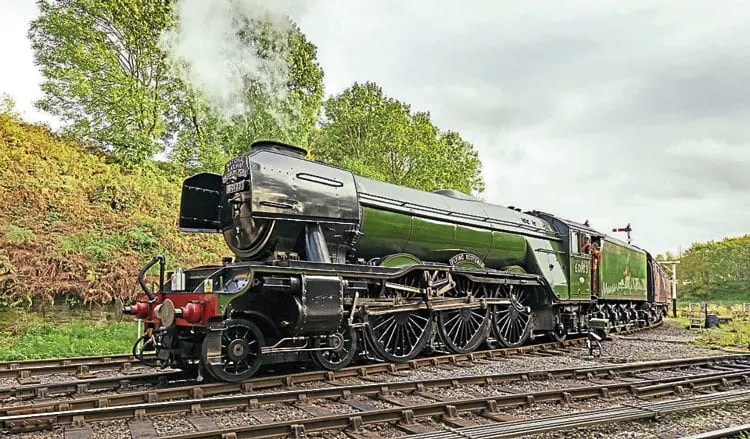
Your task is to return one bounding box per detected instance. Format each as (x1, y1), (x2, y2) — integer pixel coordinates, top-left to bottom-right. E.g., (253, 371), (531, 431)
(178, 140), (360, 262)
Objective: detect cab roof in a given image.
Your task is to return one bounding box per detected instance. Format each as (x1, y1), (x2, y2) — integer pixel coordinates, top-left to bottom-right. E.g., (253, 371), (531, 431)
(529, 210), (645, 253)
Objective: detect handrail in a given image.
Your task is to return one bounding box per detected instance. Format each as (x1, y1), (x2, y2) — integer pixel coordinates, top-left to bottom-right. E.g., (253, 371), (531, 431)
(137, 255), (165, 303)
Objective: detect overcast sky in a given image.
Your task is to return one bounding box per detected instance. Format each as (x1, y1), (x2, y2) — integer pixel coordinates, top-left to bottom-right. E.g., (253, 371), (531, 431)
(2, 1), (749, 255)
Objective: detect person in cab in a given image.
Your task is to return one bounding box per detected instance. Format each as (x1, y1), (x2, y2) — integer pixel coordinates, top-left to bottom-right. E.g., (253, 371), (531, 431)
(591, 241), (602, 296)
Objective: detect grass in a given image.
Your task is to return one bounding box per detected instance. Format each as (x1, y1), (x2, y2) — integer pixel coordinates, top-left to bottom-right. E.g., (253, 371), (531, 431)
(679, 292), (750, 304)
(690, 321), (750, 350)
(0, 309), (137, 361)
(668, 313), (750, 351)
(678, 302), (750, 319)
(666, 316), (691, 327)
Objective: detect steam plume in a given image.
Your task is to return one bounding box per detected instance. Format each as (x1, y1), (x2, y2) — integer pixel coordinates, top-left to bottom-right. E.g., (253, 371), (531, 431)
(161, 0), (310, 121)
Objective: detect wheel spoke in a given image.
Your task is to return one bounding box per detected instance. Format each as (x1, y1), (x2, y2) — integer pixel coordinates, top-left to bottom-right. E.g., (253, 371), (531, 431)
(368, 306), (433, 362)
(312, 328), (358, 371)
(373, 315), (395, 331)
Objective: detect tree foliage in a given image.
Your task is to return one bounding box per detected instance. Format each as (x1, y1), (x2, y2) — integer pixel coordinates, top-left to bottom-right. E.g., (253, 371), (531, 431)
(312, 82), (485, 194)
(678, 235), (750, 300)
(29, 0), (178, 164)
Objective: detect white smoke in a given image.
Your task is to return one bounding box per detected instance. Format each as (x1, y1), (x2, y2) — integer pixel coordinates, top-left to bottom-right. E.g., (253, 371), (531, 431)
(161, 0), (311, 121)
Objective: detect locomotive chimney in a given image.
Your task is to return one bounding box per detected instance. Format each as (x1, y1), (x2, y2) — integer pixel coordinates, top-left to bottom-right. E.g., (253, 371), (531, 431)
(250, 140), (308, 158)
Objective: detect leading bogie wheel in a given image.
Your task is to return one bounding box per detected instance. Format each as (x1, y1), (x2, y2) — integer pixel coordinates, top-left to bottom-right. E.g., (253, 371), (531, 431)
(201, 318), (264, 382)
(311, 327), (359, 371)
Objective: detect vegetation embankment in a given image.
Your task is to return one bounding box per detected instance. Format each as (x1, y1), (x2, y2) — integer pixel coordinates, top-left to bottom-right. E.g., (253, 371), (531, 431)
(678, 291), (750, 304)
(0, 113), (228, 306)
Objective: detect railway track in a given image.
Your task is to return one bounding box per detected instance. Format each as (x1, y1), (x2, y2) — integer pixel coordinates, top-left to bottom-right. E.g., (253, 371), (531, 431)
(408, 389), (750, 439)
(1, 336), (584, 403)
(155, 358), (750, 438)
(1, 336), (590, 410)
(0, 353), (158, 380)
(0, 319), (663, 402)
(2, 351), (748, 436)
(0, 371), (183, 401)
(2, 319), (657, 405)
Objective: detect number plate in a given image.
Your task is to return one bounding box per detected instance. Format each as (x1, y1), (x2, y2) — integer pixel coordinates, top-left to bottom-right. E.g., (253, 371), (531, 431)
(225, 180), (248, 194)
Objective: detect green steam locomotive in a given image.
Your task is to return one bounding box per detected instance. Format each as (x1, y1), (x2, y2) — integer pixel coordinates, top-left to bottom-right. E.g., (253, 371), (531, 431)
(124, 141), (670, 382)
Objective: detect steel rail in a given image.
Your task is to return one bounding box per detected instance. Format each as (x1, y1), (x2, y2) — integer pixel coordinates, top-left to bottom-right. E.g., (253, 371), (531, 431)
(407, 389), (750, 439)
(679, 424), (750, 439)
(0, 353), (136, 370)
(0, 354), (158, 379)
(0, 371), (183, 400)
(155, 370), (750, 439)
(1, 355), (748, 434)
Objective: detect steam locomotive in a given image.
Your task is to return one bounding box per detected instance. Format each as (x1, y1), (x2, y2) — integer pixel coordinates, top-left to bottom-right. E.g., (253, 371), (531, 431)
(124, 140), (671, 382)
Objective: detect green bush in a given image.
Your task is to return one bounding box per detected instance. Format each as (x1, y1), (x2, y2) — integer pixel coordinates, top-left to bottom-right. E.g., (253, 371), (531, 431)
(60, 232), (127, 262)
(126, 227), (160, 253)
(0, 225), (35, 245)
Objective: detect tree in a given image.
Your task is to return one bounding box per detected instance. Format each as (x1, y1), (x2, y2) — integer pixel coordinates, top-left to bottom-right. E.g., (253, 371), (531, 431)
(0, 94), (18, 117)
(312, 82), (485, 194)
(679, 235), (750, 300)
(167, 18), (324, 173)
(29, 0), (177, 164)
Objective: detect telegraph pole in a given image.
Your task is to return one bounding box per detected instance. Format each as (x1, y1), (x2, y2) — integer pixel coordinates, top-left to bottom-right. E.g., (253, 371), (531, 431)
(660, 260), (681, 318)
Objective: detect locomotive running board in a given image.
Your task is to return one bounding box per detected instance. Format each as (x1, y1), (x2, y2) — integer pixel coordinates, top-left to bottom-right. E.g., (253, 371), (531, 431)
(360, 297), (515, 315)
(232, 260), (545, 286)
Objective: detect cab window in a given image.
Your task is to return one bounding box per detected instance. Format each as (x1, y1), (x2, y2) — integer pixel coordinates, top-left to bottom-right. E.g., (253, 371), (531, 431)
(581, 233), (592, 254)
(572, 231), (592, 254)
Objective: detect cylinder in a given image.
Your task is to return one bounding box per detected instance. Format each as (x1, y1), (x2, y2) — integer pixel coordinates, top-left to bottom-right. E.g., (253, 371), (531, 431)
(304, 223), (331, 263)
